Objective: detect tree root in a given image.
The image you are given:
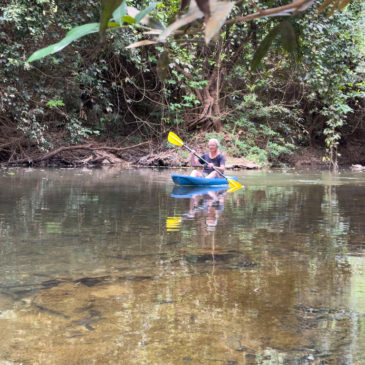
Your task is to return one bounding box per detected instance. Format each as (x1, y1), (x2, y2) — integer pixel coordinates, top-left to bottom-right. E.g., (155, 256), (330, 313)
(2, 141), (150, 167)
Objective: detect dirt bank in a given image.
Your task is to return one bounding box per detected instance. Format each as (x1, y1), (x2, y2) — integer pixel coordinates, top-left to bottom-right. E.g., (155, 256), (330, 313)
(1, 136), (363, 170)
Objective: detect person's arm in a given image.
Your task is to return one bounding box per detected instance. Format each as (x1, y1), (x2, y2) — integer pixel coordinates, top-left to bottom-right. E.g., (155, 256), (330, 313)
(191, 151), (202, 166)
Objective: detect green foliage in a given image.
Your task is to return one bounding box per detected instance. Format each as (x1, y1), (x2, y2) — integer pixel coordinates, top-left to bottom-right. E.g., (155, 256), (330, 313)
(46, 99), (65, 108)
(0, 0), (364, 168)
(66, 117), (100, 143)
(296, 2), (365, 168)
(26, 1), (159, 62)
(251, 20), (299, 71)
(224, 93), (296, 165)
(27, 23), (100, 62)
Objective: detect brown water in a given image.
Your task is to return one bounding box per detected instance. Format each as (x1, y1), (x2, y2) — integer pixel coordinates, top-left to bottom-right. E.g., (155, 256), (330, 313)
(0, 167), (364, 364)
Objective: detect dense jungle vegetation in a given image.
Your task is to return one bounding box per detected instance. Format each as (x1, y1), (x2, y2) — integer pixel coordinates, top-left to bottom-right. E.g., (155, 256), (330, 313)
(0, 0), (364, 167)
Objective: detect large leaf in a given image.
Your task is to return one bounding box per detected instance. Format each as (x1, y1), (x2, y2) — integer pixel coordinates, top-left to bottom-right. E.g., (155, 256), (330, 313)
(251, 24), (281, 71)
(112, 0), (127, 25)
(279, 20), (297, 55)
(100, 0), (123, 38)
(158, 0), (204, 41)
(135, 3), (157, 24)
(27, 23), (99, 62)
(158, 0), (234, 43)
(205, 1), (235, 44)
(125, 40), (158, 49)
(64, 23), (100, 42)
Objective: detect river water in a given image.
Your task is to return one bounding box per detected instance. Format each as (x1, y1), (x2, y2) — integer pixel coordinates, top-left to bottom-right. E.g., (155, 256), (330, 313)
(0, 167), (364, 364)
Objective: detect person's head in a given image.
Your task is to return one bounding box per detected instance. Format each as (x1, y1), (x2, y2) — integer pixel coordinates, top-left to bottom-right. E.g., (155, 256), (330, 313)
(208, 138), (219, 153)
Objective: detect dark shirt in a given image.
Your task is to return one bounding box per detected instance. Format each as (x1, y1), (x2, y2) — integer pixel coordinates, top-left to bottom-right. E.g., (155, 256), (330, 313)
(199, 153), (226, 174)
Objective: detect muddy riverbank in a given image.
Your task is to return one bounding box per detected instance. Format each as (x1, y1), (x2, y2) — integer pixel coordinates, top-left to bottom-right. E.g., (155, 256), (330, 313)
(1, 135), (363, 169)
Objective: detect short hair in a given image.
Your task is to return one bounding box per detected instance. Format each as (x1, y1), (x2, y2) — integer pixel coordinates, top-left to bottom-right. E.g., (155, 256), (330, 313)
(208, 138), (220, 147)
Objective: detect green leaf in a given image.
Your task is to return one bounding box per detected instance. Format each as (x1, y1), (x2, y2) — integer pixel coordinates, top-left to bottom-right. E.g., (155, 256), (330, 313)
(251, 24), (281, 71)
(122, 15), (136, 24)
(100, 0), (123, 39)
(27, 43), (65, 63)
(107, 21), (120, 28)
(135, 3), (157, 24)
(112, 0), (127, 25)
(64, 23), (100, 43)
(27, 23), (99, 62)
(279, 21), (298, 56)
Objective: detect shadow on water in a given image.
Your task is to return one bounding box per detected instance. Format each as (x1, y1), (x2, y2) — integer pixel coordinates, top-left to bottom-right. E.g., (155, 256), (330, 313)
(0, 167), (364, 364)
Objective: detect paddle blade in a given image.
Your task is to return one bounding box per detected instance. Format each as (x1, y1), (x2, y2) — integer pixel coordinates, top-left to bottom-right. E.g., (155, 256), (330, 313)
(166, 216), (182, 231)
(168, 132), (184, 147)
(227, 178), (243, 191)
(226, 185), (242, 193)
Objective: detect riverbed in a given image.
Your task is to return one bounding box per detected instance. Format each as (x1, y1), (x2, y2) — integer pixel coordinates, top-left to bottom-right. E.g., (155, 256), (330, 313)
(0, 167), (364, 364)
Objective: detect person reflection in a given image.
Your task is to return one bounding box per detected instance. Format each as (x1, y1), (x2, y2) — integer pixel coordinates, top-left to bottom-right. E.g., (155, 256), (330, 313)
(186, 189), (226, 232)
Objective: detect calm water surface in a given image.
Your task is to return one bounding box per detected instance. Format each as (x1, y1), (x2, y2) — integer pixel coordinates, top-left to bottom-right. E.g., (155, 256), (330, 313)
(0, 167), (364, 364)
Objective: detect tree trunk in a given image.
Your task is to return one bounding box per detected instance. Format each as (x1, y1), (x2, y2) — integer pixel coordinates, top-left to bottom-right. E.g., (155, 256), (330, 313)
(187, 68), (223, 131)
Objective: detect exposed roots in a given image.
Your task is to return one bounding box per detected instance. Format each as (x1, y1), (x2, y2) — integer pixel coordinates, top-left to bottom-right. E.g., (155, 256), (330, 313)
(1, 141), (151, 167)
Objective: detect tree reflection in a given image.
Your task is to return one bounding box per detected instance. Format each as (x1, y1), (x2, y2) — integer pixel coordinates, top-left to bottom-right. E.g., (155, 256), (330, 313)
(0, 170), (364, 363)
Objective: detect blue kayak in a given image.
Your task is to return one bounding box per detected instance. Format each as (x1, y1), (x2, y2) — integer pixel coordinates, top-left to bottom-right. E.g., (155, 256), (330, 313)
(171, 174), (238, 186)
(171, 185), (228, 198)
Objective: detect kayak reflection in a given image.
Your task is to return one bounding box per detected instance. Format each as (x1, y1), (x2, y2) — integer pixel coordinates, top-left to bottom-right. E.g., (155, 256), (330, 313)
(169, 186), (228, 232)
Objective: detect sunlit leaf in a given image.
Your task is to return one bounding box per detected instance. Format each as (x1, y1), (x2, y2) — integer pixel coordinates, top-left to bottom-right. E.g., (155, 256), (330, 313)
(143, 29), (163, 35)
(297, 0), (315, 11)
(112, 0), (127, 25)
(100, 0), (123, 38)
(251, 24), (281, 71)
(122, 15), (136, 24)
(125, 40), (158, 49)
(157, 51), (170, 80)
(205, 1), (235, 44)
(135, 3), (157, 24)
(158, 1), (204, 41)
(27, 23), (99, 62)
(107, 21), (120, 28)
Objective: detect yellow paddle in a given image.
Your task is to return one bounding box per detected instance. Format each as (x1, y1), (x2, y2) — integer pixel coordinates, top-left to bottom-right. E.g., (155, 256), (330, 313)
(166, 216), (182, 231)
(168, 131), (243, 190)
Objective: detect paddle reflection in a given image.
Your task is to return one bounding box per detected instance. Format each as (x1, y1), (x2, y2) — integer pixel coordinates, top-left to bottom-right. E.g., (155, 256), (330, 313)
(169, 186), (228, 232)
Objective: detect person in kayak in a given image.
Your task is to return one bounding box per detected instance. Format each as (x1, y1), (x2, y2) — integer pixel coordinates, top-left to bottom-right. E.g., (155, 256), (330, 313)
(190, 138), (226, 178)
